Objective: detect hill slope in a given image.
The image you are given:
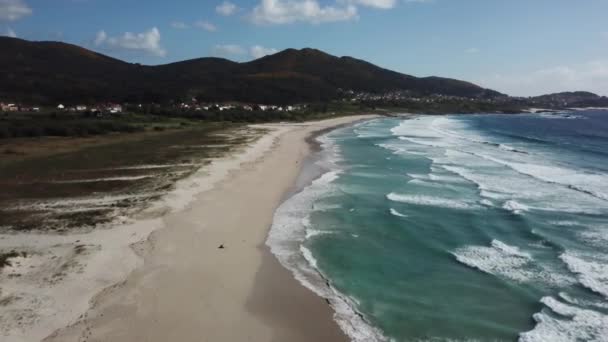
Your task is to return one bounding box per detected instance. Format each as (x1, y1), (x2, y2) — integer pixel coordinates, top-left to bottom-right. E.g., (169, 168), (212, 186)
(529, 91), (608, 108)
(0, 37), (503, 104)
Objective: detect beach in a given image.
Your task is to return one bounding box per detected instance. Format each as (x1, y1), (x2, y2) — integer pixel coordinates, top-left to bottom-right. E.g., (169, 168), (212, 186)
(39, 115), (374, 342)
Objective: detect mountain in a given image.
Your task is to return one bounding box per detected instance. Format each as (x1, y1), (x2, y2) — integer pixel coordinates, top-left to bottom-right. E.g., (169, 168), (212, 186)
(0, 37), (503, 105)
(528, 91), (608, 108)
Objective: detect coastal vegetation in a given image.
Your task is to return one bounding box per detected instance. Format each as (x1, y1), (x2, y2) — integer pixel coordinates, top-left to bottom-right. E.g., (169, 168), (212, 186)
(0, 122), (263, 232)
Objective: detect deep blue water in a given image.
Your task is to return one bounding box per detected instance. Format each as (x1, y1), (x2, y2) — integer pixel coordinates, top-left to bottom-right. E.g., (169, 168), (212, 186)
(269, 111), (608, 342)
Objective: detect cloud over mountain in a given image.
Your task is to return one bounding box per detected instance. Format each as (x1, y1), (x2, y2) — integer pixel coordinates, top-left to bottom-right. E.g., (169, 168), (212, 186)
(0, 0), (31, 22)
(250, 0), (358, 25)
(94, 27), (166, 57)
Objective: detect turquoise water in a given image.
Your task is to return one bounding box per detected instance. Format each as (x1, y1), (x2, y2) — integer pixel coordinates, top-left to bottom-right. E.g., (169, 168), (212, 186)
(268, 111), (608, 341)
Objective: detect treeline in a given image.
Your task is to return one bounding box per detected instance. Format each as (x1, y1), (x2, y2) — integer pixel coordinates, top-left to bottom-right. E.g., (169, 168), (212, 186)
(0, 114), (141, 139)
(133, 103), (338, 123)
(0, 103), (344, 139)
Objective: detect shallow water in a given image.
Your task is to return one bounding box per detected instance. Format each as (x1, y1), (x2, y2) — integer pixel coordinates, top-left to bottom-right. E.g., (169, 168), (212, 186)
(270, 111), (608, 341)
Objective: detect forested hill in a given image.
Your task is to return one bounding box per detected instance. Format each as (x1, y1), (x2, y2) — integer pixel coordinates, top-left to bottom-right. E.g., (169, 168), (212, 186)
(0, 37), (504, 105)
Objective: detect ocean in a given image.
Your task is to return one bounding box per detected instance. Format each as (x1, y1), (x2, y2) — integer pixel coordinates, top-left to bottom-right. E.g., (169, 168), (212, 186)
(268, 110), (608, 342)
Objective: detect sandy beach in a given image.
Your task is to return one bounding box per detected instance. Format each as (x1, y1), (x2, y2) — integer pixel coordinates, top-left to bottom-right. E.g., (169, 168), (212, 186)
(36, 115), (375, 342)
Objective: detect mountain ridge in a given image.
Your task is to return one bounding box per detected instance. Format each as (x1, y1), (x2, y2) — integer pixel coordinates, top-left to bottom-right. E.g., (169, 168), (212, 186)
(0, 37), (505, 105)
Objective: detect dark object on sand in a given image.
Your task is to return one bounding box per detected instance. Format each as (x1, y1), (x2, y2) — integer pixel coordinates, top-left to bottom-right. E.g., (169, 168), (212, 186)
(218, 244), (225, 249)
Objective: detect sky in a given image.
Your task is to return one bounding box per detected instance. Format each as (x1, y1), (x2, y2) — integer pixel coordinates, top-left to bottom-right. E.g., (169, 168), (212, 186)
(1, 0), (607, 96)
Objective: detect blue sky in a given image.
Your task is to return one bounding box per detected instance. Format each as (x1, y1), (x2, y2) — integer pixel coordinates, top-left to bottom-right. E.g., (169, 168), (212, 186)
(1, 0), (607, 96)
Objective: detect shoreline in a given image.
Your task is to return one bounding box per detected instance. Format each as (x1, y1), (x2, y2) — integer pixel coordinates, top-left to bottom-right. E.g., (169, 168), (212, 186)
(266, 120), (387, 342)
(43, 115), (376, 342)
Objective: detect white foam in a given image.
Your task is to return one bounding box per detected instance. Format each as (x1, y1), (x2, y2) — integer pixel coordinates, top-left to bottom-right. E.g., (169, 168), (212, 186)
(579, 226), (608, 247)
(550, 221), (581, 227)
(389, 208), (408, 218)
(407, 170), (469, 186)
(463, 240), (573, 286)
(305, 229), (335, 239)
(428, 173), (469, 184)
(492, 240), (532, 258)
(312, 203), (342, 211)
(300, 246), (318, 268)
(559, 292), (608, 310)
(440, 164), (602, 215)
(538, 112), (584, 120)
(519, 297), (608, 342)
(387, 193), (477, 210)
(502, 200), (530, 214)
(480, 199), (494, 207)
(560, 252), (608, 299)
(268, 145), (385, 341)
(393, 117), (607, 216)
(407, 173), (428, 180)
(407, 179), (444, 188)
(453, 240), (545, 283)
(477, 156), (608, 203)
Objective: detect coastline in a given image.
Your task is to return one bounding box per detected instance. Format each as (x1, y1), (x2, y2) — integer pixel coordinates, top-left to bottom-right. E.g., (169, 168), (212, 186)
(43, 115), (376, 342)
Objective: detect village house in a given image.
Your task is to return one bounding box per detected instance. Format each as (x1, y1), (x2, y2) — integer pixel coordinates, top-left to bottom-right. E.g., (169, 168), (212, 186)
(1, 103), (19, 112)
(107, 104), (123, 114)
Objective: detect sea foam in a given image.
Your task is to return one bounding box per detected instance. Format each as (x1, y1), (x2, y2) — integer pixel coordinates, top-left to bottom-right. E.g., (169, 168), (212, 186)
(453, 240), (570, 285)
(387, 193), (477, 210)
(452, 240), (534, 282)
(560, 252), (608, 299)
(389, 208), (408, 218)
(519, 297), (608, 342)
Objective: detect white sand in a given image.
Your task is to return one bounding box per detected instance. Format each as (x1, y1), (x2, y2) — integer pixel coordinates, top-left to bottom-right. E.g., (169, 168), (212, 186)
(0, 115), (375, 342)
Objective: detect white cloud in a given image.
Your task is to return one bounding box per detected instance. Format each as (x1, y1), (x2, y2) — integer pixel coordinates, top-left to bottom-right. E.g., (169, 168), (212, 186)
(250, 45), (278, 59)
(345, 0), (396, 9)
(2, 26), (16, 37)
(216, 1), (237, 16)
(94, 30), (106, 45)
(171, 21), (189, 29)
(477, 60), (608, 97)
(194, 20), (217, 32)
(465, 47), (479, 54)
(251, 0), (358, 25)
(94, 27), (167, 57)
(212, 44), (280, 59)
(212, 44), (246, 57)
(0, 0), (31, 22)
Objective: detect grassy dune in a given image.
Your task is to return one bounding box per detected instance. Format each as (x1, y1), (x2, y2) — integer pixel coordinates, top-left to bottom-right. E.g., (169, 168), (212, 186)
(0, 122), (264, 232)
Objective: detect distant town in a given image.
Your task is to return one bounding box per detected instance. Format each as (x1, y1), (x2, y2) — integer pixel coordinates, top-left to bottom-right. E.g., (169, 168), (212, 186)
(0, 100), (306, 116)
(2, 89), (608, 123)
